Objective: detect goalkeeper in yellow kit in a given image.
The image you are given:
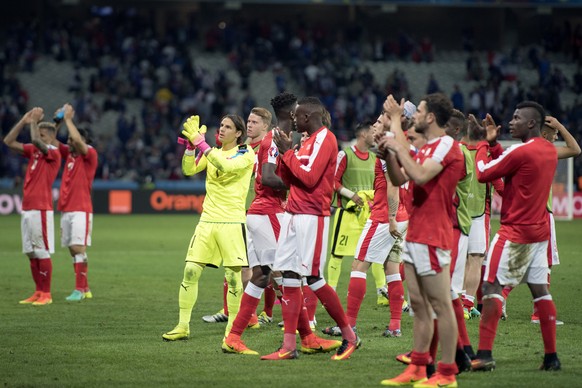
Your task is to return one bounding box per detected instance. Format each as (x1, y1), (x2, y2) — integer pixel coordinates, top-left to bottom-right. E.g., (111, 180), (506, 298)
(162, 114), (255, 342)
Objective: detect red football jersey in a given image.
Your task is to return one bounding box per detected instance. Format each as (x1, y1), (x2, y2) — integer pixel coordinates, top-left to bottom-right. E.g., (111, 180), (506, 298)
(247, 130), (286, 215)
(475, 138), (557, 243)
(57, 144), (98, 212)
(281, 126), (338, 216)
(406, 136), (465, 250)
(21, 144), (61, 211)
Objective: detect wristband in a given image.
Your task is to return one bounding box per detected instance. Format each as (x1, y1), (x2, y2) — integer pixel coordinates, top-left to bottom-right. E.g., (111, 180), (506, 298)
(339, 187), (356, 199)
(196, 140), (211, 154)
(177, 137), (195, 150)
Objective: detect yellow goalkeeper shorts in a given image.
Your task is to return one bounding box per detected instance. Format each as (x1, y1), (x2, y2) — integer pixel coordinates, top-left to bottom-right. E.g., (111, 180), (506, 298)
(185, 221), (248, 268)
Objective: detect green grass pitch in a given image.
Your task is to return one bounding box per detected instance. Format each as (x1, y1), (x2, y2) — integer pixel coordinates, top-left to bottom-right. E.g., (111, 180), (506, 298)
(1, 214), (581, 387)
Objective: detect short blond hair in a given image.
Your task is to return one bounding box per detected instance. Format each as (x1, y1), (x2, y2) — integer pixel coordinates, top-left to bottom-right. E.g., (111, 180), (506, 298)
(251, 107), (272, 127)
(38, 121), (57, 132)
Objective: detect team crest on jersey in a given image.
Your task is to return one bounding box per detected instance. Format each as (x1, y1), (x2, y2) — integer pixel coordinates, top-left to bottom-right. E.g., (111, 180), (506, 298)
(268, 145), (279, 158)
(67, 161), (75, 170)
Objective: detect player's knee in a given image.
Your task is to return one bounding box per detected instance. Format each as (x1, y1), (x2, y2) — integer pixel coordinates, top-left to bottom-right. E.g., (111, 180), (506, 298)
(183, 262), (203, 282)
(481, 281), (500, 297)
(68, 245), (86, 256)
(251, 269), (269, 288)
(528, 283), (550, 299)
(224, 267), (242, 288)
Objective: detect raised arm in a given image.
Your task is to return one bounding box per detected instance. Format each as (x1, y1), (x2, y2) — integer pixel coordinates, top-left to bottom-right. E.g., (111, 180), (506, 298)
(386, 172), (402, 238)
(3, 109), (37, 154)
(29, 108), (48, 155)
(383, 149), (408, 187)
(62, 104), (89, 155)
(380, 136), (443, 186)
(546, 116), (581, 159)
(475, 141), (520, 183)
(182, 149), (207, 176)
(276, 129), (336, 189)
(205, 146), (255, 173)
(383, 95), (409, 150)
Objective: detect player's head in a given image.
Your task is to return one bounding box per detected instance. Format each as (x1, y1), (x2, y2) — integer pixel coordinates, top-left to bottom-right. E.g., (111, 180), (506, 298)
(270, 92), (297, 133)
(407, 125), (427, 149)
(219, 114), (246, 145)
(355, 121), (375, 147)
(510, 101), (545, 141)
(415, 93), (453, 134)
(541, 119), (558, 143)
(247, 107), (272, 141)
(445, 109), (467, 141)
(295, 96), (324, 134)
(374, 111), (389, 136)
(68, 127), (93, 152)
(38, 122), (57, 145)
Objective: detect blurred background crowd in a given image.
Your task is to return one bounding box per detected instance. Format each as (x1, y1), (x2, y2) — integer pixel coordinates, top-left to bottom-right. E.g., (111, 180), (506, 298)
(0, 1), (581, 188)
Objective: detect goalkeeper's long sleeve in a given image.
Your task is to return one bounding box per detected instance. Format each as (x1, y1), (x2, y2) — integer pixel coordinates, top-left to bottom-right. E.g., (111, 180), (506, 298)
(205, 145), (254, 173)
(182, 149), (207, 176)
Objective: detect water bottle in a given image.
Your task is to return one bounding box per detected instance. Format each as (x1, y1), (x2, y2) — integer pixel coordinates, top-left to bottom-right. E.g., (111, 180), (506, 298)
(54, 107), (65, 123)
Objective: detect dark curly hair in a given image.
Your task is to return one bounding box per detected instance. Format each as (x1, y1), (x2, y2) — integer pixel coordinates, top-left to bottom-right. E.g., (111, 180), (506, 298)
(270, 92), (297, 115)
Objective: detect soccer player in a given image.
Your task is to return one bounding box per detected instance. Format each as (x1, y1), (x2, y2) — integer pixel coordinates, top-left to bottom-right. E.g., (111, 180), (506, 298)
(4, 108), (61, 306)
(444, 110), (475, 367)
(201, 106), (271, 327)
(162, 114), (255, 342)
(461, 114), (503, 320)
(340, 112), (407, 339)
(470, 102), (561, 372)
(262, 97), (359, 361)
(56, 104), (98, 302)
(326, 121), (386, 306)
(502, 115), (581, 324)
(245, 106), (272, 209)
(223, 92), (340, 355)
(379, 93), (465, 387)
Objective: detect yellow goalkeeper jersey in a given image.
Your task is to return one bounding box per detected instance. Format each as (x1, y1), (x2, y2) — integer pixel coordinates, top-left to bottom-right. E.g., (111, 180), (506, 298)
(182, 144), (255, 223)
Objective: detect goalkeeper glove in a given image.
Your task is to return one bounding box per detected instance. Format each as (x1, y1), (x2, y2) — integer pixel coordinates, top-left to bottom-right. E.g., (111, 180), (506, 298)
(181, 115), (207, 146)
(181, 115), (210, 153)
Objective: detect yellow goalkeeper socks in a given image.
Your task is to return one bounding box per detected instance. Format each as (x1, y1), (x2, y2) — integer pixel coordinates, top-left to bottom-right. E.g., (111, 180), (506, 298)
(327, 256), (343, 289)
(178, 262), (204, 326)
(223, 267), (243, 337)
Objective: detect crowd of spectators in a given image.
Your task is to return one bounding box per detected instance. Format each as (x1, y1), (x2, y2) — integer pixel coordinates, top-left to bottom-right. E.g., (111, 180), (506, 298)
(1, 6), (581, 188)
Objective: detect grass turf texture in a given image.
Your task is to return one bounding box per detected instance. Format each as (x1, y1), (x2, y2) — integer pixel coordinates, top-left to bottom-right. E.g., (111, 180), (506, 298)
(1, 214), (581, 387)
